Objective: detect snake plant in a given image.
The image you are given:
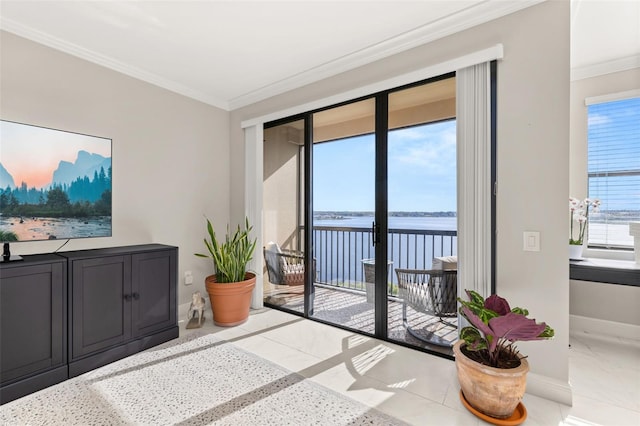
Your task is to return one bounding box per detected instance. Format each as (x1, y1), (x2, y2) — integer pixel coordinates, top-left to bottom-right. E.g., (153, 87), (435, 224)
(195, 217), (256, 283)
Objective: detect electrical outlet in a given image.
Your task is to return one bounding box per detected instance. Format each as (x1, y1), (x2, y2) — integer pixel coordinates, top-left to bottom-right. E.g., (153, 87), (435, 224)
(184, 271), (193, 285)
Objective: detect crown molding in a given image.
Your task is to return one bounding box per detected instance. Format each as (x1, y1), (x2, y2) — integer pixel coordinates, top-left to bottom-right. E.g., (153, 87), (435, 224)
(242, 44), (504, 129)
(571, 54), (640, 81)
(0, 18), (230, 110)
(229, 0), (543, 110)
(1, 0), (542, 112)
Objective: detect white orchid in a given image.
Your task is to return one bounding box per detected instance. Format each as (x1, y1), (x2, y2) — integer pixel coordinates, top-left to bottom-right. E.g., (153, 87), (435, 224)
(569, 197), (600, 245)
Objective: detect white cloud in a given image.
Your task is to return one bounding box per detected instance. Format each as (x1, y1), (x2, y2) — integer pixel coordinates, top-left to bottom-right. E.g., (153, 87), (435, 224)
(588, 113), (611, 127)
(389, 123), (456, 175)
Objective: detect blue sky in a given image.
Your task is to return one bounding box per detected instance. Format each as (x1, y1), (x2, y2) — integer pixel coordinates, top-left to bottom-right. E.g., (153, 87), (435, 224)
(588, 96), (640, 211)
(313, 120), (456, 212)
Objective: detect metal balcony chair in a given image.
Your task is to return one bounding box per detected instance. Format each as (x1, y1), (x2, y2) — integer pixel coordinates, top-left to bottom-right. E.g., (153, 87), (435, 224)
(395, 267), (458, 347)
(263, 242), (307, 286)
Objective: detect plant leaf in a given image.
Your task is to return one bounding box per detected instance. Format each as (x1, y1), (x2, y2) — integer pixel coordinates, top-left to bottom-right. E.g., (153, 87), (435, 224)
(484, 294), (511, 315)
(511, 307), (529, 316)
(461, 306), (493, 337)
(487, 312), (548, 342)
(459, 327), (487, 351)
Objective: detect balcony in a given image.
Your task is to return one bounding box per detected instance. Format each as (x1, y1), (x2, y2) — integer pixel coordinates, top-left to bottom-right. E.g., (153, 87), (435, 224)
(263, 225), (458, 353)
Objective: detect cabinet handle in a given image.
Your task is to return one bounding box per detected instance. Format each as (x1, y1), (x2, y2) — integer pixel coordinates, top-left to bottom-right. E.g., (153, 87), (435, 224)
(124, 294), (132, 301)
(132, 292), (140, 300)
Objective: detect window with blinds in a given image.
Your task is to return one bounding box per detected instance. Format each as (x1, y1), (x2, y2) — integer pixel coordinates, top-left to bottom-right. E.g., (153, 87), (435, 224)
(587, 95), (640, 248)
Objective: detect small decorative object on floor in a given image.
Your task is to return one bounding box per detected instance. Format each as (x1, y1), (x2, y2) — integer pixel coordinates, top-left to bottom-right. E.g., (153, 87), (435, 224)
(186, 291), (206, 329)
(569, 197), (600, 259)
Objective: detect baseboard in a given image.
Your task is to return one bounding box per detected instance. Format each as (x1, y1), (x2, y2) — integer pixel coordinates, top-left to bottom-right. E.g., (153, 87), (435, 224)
(570, 314), (640, 341)
(526, 372), (573, 406)
(68, 327), (179, 378)
(1, 365), (68, 405)
(178, 301), (191, 319)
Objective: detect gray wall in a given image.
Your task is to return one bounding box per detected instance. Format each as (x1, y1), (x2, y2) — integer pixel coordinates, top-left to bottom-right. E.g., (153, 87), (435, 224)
(569, 66), (640, 326)
(230, 0), (571, 392)
(1, 31), (231, 307)
(570, 280), (640, 325)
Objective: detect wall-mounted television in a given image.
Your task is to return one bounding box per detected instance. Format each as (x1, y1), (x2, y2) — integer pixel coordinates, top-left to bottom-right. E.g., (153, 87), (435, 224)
(0, 120), (112, 244)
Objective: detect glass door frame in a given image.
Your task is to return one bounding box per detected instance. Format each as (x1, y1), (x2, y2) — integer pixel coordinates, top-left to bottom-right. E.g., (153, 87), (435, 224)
(262, 66), (496, 358)
(373, 94), (389, 338)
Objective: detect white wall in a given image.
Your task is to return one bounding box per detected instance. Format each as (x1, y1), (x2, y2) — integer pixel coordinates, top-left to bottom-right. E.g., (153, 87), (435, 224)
(0, 31), (230, 307)
(230, 1), (571, 403)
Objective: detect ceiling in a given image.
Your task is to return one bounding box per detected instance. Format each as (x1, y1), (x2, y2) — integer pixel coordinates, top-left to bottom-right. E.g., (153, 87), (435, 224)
(1, 1), (638, 111)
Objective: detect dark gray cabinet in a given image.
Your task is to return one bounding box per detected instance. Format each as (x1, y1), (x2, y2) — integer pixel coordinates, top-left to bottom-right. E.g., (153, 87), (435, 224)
(71, 255), (132, 359)
(0, 254), (68, 404)
(131, 250), (177, 336)
(0, 244), (178, 403)
(65, 244), (178, 377)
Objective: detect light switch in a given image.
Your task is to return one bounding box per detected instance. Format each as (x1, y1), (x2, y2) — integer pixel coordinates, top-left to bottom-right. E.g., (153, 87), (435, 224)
(523, 231), (540, 252)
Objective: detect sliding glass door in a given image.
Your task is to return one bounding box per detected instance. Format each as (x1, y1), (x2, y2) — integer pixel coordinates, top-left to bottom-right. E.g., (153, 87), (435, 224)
(262, 119), (306, 313)
(386, 78), (458, 354)
(263, 73), (465, 356)
(310, 99), (377, 334)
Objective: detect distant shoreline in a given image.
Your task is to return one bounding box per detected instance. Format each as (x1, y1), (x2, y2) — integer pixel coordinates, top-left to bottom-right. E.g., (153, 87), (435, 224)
(314, 211), (456, 220)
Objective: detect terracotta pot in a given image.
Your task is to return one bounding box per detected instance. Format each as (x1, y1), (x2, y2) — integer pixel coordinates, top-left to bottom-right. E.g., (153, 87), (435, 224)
(204, 272), (256, 327)
(453, 340), (529, 419)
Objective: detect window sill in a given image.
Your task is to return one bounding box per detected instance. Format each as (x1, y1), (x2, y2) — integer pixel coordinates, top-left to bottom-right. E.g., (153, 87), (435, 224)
(570, 257), (640, 287)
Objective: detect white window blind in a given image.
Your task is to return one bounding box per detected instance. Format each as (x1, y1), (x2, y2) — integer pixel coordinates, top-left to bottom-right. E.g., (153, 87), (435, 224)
(587, 96), (640, 248)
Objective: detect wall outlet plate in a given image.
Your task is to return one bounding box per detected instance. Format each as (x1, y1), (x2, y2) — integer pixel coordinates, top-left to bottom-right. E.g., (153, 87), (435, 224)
(523, 231), (540, 252)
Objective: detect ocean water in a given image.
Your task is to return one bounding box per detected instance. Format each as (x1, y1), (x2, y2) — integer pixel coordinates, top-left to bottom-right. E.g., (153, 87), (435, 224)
(312, 215), (457, 285)
(314, 215), (456, 231)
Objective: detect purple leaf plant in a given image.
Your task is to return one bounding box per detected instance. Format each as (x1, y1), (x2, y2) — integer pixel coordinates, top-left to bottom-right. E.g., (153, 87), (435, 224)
(458, 290), (554, 368)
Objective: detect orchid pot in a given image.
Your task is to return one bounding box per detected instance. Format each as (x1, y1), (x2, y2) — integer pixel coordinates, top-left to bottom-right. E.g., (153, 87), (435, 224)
(569, 197), (600, 250)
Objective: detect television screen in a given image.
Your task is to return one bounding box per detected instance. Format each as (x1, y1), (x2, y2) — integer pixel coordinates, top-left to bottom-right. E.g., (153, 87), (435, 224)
(0, 120), (112, 242)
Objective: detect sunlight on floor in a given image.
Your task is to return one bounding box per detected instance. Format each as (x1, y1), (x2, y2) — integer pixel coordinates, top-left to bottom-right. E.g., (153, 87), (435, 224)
(351, 344), (395, 375)
(561, 415), (601, 426)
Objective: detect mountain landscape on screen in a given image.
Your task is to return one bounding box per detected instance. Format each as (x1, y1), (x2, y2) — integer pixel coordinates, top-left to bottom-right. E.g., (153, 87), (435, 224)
(0, 120), (112, 242)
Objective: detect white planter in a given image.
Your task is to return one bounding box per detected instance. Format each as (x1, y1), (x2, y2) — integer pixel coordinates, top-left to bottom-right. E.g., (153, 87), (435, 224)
(569, 244), (584, 260)
(361, 259), (393, 304)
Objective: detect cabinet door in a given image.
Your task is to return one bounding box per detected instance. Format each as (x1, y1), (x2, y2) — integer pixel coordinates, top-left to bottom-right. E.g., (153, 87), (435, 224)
(1, 262), (65, 383)
(131, 250), (177, 337)
(71, 256), (131, 359)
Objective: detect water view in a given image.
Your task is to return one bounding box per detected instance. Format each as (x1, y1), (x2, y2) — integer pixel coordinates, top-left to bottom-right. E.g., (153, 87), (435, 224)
(0, 215), (111, 241)
(312, 214), (457, 285)
(314, 215), (457, 231)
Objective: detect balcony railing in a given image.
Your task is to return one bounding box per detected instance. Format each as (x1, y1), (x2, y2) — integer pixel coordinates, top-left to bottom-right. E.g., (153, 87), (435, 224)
(311, 225), (457, 291)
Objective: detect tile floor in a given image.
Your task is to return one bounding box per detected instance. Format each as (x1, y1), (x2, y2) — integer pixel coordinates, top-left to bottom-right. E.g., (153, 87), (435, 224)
(265, 285), (459, 354)
(184, 307), (640, 426)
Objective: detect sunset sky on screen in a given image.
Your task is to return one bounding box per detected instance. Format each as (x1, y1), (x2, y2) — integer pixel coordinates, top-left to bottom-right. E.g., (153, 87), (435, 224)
(0, 121), (111, 189)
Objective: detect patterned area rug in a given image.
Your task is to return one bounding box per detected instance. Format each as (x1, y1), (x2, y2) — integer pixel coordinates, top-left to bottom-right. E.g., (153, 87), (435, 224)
(0, 333), (407, 425)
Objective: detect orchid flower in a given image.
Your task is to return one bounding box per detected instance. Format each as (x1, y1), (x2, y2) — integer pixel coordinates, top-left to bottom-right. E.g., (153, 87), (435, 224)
(569, 197), (600, 245)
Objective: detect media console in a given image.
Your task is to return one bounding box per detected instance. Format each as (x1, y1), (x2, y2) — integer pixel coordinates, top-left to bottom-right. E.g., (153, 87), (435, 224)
(0, 244), (179, 404)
